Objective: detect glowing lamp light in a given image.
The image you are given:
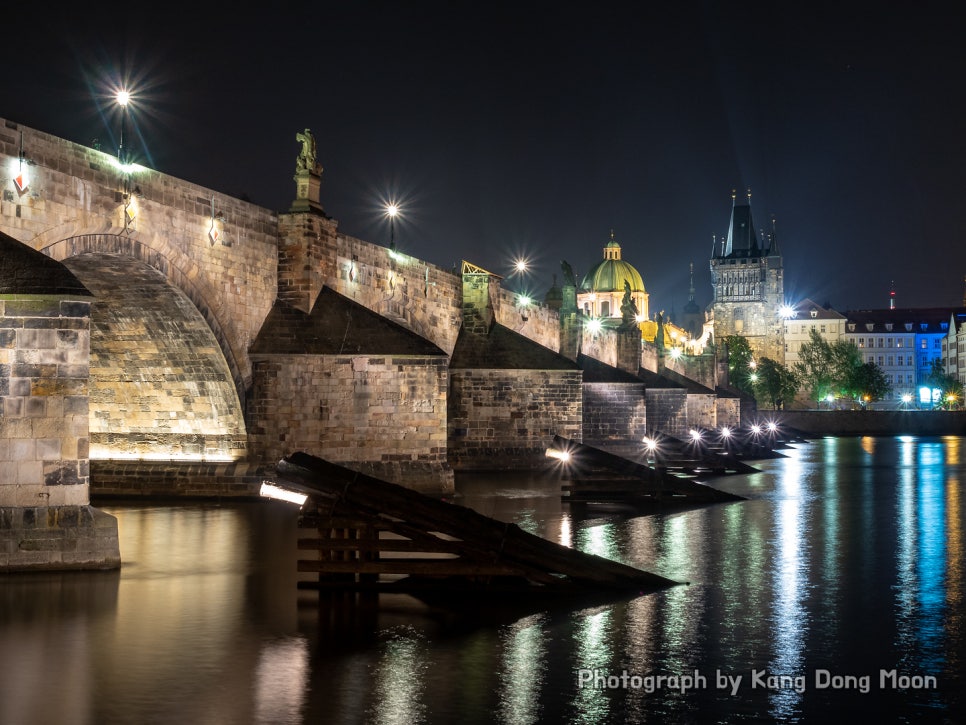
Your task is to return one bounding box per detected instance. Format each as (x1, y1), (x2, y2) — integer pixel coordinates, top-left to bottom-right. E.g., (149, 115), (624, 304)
(642, 436), (658, 453)
(720, 426), (732, 438)
(669, 348), (682, 359)
(778, 304), (797, 319)
(517, 294), (532, 307)
(386, 202), (400, 250)
(586, 318), (602, 334)
(750, 424), (762, 435)
(689, 429), (702, 441)
(259, 482), (308, 506)
(766, 422), (778, 432)
(901, 394), (912, 404)
(545, 447), (571, 462)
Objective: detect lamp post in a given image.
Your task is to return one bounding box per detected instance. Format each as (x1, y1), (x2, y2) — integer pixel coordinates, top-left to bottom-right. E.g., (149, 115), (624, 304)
(386, 203), (399, 251)
(116, 90), (130, 166)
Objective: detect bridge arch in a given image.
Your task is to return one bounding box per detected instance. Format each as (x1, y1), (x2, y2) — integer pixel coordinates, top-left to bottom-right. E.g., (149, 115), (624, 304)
(57, 247), (248, 462)
(42, 233), (248, 413)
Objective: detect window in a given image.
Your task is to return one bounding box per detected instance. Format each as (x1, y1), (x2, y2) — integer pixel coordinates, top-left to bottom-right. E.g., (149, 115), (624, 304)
(878, 355), (884, 366)
(877, 338), (884, 348)
(921, 339), (927, 349)
(907, 355), (912, 366)
(887, 338), (893, 347)
(887, 356), (894, 367)
(858, 337), (865, 348)
(820, 324), (827, 333)
(935, 339), (942, 348)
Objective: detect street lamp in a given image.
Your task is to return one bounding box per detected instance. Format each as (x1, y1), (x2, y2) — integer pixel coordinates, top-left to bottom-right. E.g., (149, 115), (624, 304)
(386, 203), (399, 251)
(116, 89), (131, 166)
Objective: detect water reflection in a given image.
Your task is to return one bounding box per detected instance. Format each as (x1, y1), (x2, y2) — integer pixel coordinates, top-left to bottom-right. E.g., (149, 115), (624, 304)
(571, 605), (613, 724)
(367, 625), (428, 725)
(768, 449), (808, 719)
(3, 438), (966, 722)
(497, 613), (548, 724)
(254, 636), (309, 724)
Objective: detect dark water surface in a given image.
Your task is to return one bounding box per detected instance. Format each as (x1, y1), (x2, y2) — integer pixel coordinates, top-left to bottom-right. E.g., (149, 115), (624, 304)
(2, 436), (965, 724)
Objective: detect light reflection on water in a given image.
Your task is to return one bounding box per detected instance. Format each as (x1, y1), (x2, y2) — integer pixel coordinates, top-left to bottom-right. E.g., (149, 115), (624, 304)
(1, 437), (965, 722)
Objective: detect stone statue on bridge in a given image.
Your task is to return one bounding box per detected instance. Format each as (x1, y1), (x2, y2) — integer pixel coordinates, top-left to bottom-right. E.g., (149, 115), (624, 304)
(620, 280), (638, 327)
(296, 128), (322, 175)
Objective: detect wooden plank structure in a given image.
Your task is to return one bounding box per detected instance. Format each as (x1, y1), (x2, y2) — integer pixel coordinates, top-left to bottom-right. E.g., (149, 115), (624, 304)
(549, 435), (749, 505)
(275, 451), (680, 596)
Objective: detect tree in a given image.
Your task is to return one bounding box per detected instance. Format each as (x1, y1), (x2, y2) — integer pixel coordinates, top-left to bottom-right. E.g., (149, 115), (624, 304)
(848, 362), (892, 406)
(723, 335), (755, 396)
(793, 329), (838, 403)
(923, 359), (964, 409)
(794, 328), (891, 406)
(753, 357), (799, 410)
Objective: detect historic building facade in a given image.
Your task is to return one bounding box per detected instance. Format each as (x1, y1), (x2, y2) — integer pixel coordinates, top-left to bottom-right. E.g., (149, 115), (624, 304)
(783, 298), (847, 368)
(709, 192), (785, 363)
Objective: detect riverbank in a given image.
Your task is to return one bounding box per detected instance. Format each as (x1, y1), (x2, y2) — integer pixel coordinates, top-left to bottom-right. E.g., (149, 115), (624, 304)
(776, 410), (966, 437)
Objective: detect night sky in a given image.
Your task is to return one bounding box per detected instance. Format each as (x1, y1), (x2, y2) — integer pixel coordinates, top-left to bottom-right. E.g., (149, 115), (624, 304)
(5, 2), (965, 317)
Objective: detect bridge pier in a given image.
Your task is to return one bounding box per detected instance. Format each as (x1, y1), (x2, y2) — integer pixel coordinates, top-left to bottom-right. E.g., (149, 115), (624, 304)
(0, 233), (120, 571)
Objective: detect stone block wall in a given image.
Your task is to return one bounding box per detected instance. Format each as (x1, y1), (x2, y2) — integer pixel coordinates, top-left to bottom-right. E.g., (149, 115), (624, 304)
(448, 369), (583, 469)
(0, 296), (91, 502)
(716, 397), (742, 428)
(686, 393), (718, 430)
(0, 293), (119, 570)
(645, 388), (688, 438)
(248, 353), (453, 492)
(2, 120), (279, 408)
(582, 382), (647, 447)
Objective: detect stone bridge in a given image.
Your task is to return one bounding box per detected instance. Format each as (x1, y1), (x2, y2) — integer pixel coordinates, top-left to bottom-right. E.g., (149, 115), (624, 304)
(1, 117), (736, 569)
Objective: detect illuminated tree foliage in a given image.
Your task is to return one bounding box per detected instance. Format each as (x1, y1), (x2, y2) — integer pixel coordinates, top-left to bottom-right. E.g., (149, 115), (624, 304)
(723, 335), (756, 396)
(753, 357), (799, 410)
(923, 359), (964, 409)
(793, 328), (892, 406)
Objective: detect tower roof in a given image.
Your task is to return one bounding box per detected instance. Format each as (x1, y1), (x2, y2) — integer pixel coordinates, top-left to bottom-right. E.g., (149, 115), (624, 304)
(715, 190), (779, 259)
(579, 231), (646, 293)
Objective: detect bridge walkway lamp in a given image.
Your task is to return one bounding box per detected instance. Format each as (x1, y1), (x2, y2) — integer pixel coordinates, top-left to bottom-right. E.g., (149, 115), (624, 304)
(116, 90), (131, 167)
(386, 203), (399, 252)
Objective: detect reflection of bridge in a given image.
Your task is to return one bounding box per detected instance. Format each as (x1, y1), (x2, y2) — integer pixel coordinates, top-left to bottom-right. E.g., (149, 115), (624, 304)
(0, 118), (735, 570)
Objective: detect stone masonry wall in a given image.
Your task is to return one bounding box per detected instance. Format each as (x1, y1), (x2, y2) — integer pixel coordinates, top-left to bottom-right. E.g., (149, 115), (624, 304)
(686, 393), (717, 430)
(0, 295), (90, 504)
(249, 353), (452, 492)
(582, 382), (647, 447)
(645, 388), (688, 438)
(1, 119), (278, 406)
(448, 369), (583, 469)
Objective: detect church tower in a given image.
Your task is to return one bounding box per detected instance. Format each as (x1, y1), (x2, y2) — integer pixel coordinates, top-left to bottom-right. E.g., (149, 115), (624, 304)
(709, 190), (785, 362)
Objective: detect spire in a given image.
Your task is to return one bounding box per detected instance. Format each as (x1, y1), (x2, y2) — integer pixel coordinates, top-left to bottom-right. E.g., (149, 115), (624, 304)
(889, 281), (896, 310)
(721, 188), (760, 258)
(688, 262), (695, 302)
(768, 214), (781, 256)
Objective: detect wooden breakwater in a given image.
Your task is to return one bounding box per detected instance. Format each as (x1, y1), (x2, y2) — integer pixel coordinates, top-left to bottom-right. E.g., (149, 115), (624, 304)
(548, 435), (749, 505)
(275, 451), (680, 596)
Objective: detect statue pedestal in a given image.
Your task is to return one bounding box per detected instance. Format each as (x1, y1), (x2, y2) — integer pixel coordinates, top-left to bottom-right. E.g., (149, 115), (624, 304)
(290, 169), (323, 213)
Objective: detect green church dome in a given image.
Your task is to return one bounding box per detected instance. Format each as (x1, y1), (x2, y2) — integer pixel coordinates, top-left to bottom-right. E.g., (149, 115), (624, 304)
(579, 233), (646, 293)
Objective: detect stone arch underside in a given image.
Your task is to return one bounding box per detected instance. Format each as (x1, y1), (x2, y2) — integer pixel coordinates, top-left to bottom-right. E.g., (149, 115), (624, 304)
(63, 253), (248, 462)
(42, 234), (248, 413)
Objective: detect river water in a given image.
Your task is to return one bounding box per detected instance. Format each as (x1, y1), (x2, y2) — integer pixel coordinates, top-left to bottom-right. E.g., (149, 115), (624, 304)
(1, 435), (964, 724)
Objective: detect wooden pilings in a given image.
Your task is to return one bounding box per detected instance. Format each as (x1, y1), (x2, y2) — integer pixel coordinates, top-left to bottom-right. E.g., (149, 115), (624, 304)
(276, 452), (679, 595)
